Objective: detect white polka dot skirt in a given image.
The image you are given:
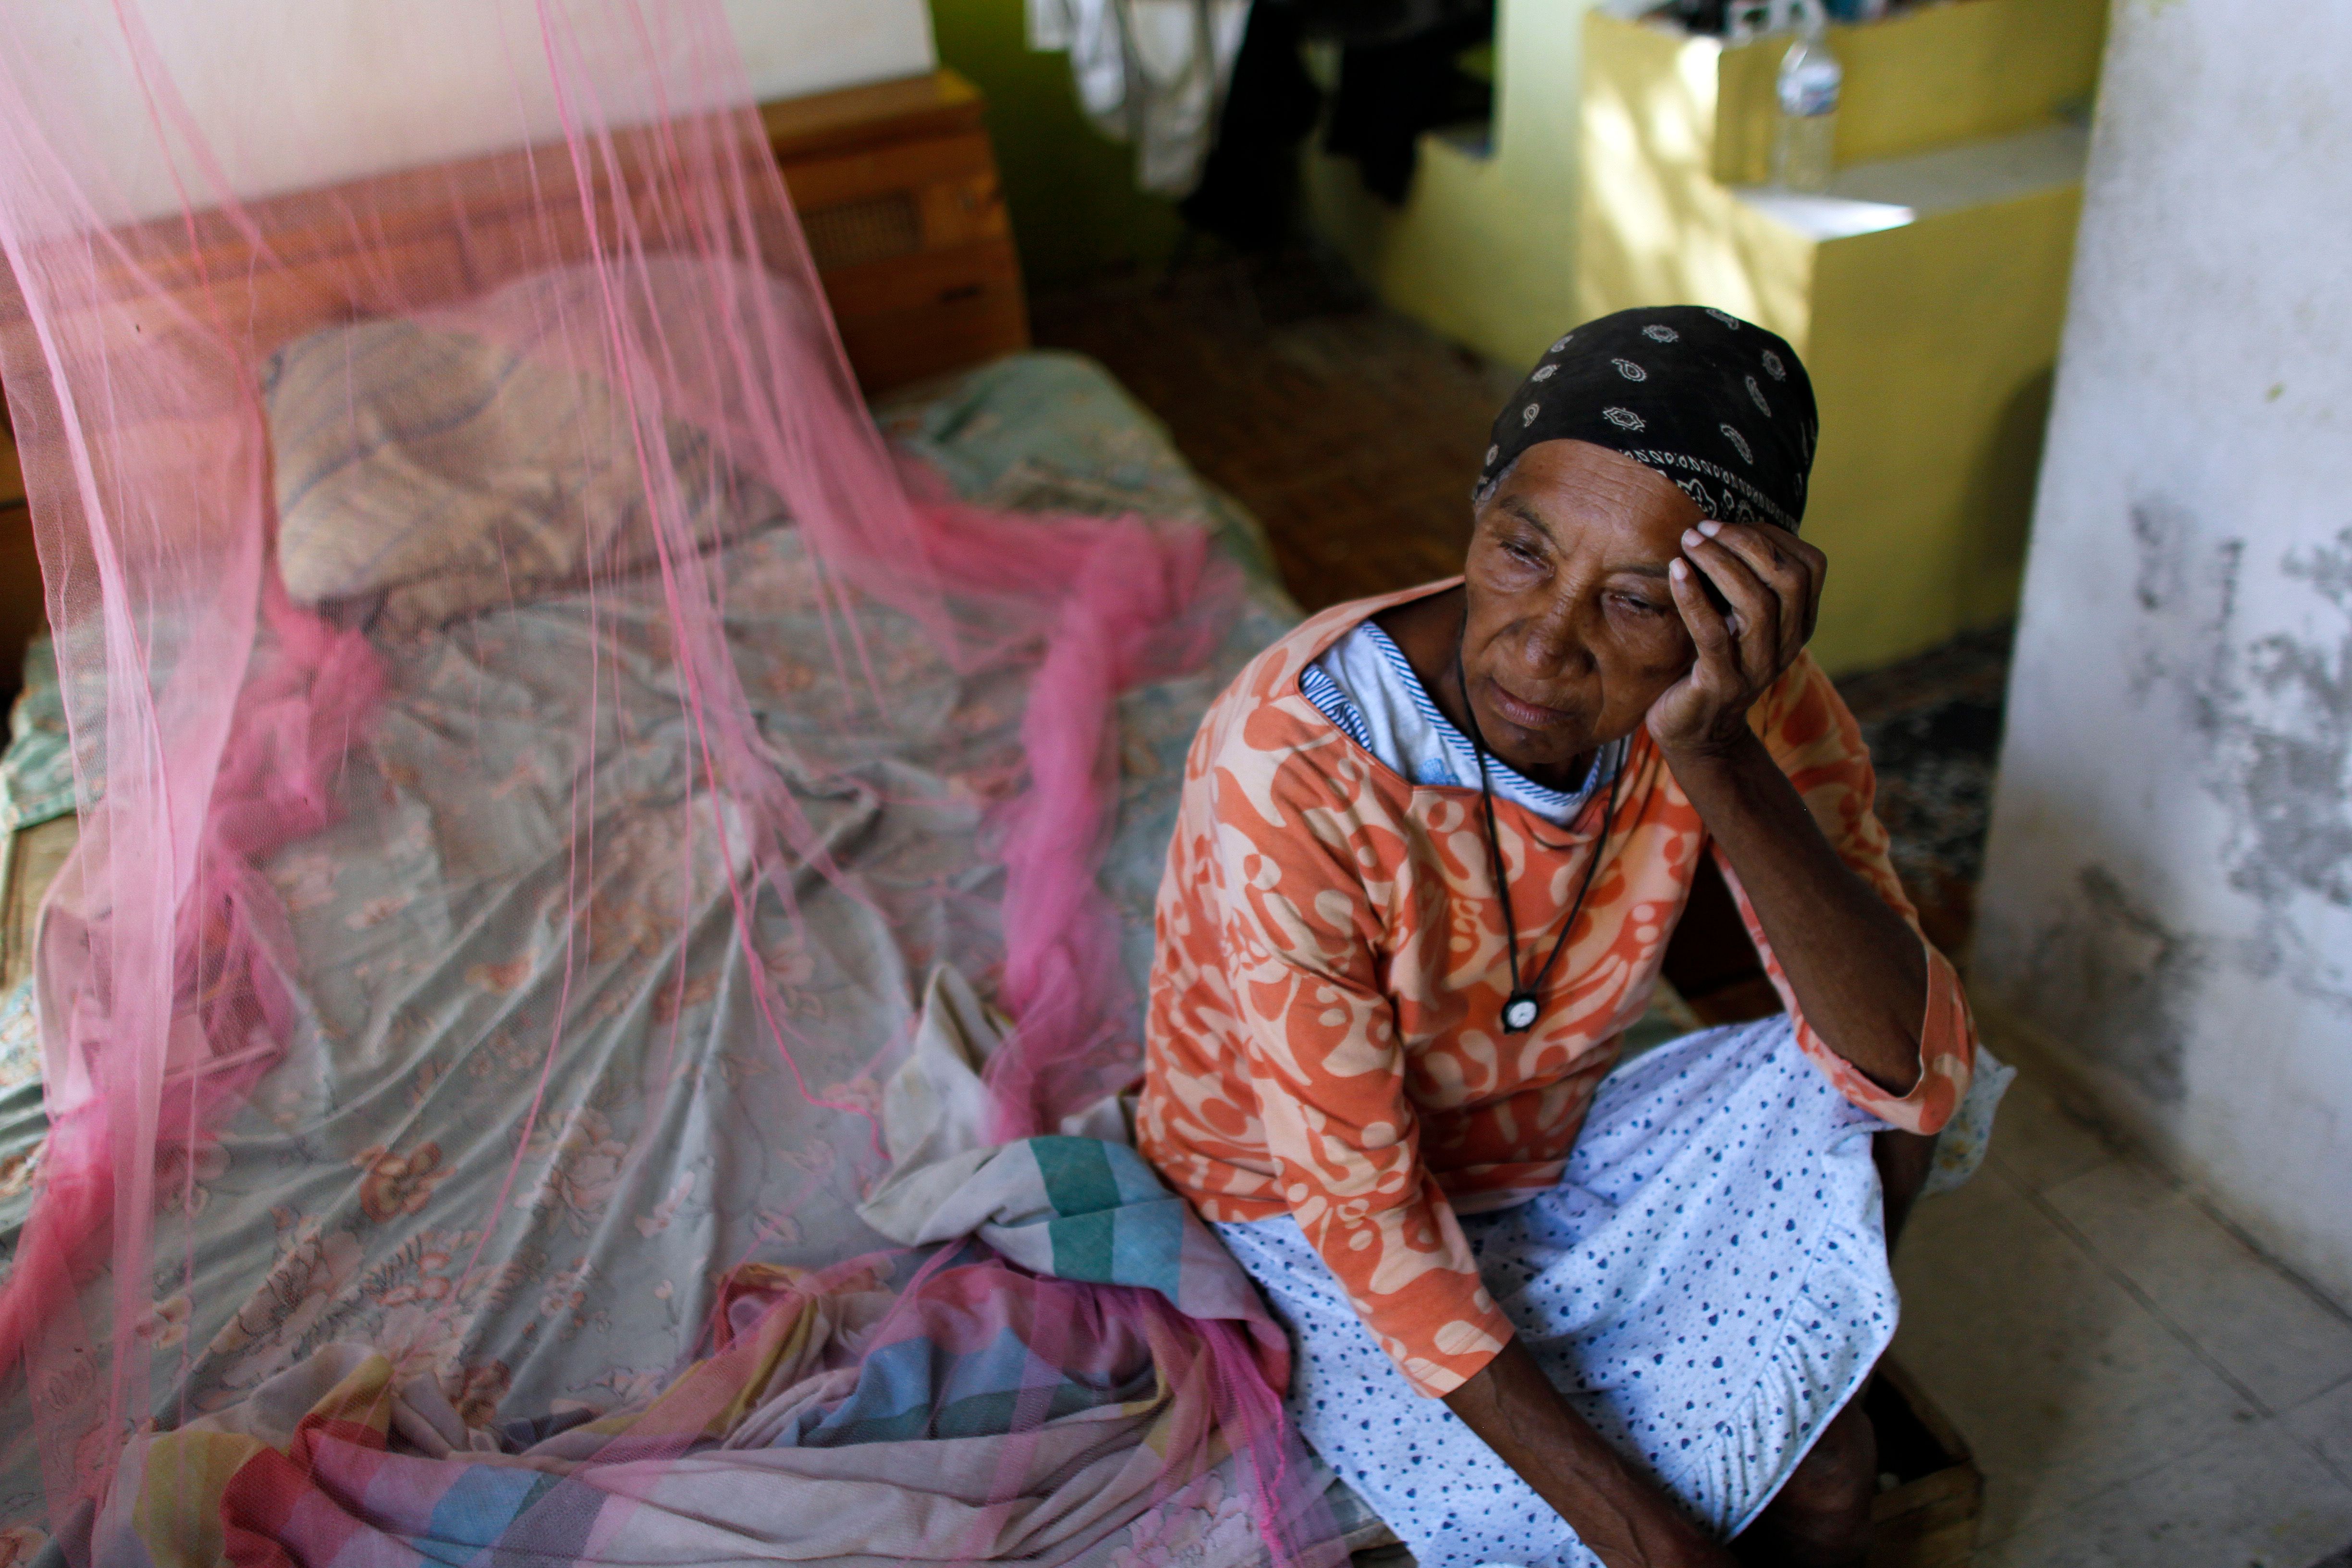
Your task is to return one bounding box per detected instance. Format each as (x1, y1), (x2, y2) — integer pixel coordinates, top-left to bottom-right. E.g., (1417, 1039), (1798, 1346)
(1216, 1016), (1895, 1568)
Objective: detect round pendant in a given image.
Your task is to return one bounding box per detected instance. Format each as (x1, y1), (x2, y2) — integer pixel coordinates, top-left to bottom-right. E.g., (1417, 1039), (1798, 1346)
(1502, 993), (1541, 1033)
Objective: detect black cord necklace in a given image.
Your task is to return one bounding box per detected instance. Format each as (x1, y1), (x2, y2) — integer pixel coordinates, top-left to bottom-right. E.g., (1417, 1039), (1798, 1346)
(1454, 633), (1623, 1036)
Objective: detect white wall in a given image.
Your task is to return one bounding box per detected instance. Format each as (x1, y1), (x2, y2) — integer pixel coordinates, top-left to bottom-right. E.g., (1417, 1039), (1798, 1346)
(1976, 0), (2352, 1305)
(11, 0), (936, 222)
(726, 0), (937, 103)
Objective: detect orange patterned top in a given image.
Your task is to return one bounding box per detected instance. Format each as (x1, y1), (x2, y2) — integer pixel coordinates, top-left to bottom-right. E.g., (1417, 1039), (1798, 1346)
(1137, 585), (1976, 1396)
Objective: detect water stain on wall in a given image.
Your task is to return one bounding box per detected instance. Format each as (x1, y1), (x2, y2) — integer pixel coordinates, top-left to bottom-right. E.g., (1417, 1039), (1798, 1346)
(2027, 863), (2200, 1102)
(2020, 509), (2352, 1099)
(2198, 528), (2352, 1017)
(2129, 497), (2190, 617)
(2253, 531), (2352, 911)
(2132, 510), (2352, 1006)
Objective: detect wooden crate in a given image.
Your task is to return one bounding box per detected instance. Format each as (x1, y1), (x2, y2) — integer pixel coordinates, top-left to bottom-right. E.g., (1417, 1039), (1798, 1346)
(1867, 1357), (1984, 1568)
(762, 69), (1030, 394)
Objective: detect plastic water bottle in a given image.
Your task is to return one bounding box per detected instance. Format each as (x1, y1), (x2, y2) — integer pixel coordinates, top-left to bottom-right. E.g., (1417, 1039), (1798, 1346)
(1774, 3), (1840, 193)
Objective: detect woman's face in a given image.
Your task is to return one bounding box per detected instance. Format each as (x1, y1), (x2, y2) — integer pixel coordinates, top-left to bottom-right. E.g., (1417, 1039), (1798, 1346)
(1460, 439), (1706, 776)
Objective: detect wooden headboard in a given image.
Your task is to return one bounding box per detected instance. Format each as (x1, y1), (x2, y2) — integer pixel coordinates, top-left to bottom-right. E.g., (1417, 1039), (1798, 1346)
(765, 69), (1029, 393)
(0, 66), (1029, 710)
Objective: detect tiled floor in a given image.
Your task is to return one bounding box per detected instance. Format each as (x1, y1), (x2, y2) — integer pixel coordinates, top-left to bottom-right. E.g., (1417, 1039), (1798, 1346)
(1030, 252), (1517, 614)
(1895, 1062), (2352, 1566)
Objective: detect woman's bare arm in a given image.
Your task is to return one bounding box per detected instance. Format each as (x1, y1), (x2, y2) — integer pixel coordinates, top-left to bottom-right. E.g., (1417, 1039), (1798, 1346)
(1443, 1338), (1740, 1568)
(1664, 730), (1927, 1091)
(1651, 520), (1928, 1092)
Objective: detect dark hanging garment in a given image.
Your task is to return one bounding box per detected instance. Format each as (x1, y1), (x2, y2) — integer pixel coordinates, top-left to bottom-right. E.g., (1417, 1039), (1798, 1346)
(1280, 0), (1489, 43)
(1666, 0), (1733, 34)
(1179, 3), (1323, 249)
(1303, 0), (1494, 204)
(1173, 0), (1495, 244)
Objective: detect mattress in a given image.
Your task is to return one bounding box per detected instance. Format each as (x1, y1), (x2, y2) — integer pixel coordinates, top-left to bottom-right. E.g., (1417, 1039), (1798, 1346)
(0, 350), (1306, 1534)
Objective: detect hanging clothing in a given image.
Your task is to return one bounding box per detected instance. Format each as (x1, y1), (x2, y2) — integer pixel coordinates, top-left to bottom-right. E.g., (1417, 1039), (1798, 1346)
(1309, 0), (1494, 203)
(1136, 583), (1978, 1398)
(1028, 0), (1253, 196)
(1217, 1014), (1896, 1567)
(1176, 0), (1322, 249)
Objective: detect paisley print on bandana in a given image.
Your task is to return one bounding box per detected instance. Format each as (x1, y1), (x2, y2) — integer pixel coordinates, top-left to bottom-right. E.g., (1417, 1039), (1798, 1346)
(1476, 307), (1816, 525)
(1138, 586), (1978, 1397)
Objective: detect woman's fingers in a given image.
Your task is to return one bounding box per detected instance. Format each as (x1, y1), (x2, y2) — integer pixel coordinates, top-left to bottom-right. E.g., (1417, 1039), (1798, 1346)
(1658, 558), (1750, 750)
(1694, 521), (1820, 659)
(1679, 527), (1780, 684)
(1759, 522), (1826, 646)
(1661, 520), (1829, 751)
(1668, 555), (1731, 649)
(1793, 528), (1828, 625)
(1667, 556), (1740, 685)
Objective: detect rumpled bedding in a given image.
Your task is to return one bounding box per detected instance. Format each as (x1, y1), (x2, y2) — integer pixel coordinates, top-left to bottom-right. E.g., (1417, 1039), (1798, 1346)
(0, 351), (1311, 1564)
(95, 971), (1296, 1568)
(100, 1211), (1274, 1567)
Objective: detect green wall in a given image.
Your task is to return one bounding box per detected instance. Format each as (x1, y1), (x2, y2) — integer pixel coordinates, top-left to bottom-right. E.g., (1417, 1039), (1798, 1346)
(927, 0), (1184, 288)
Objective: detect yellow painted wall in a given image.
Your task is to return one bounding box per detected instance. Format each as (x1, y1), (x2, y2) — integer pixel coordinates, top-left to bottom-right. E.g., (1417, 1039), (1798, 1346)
(926, 0), (1183, 287)
(1303, 0), (1594, 373)
(1576, 19), (1817, 342)
(939, 0), (2100, 673)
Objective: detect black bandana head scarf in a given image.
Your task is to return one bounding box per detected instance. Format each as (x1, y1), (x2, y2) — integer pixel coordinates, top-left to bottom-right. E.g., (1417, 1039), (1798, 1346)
(1476, 306), (1819, 533)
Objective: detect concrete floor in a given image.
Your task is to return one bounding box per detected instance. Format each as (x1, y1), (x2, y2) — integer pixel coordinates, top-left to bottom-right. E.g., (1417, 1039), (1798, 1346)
(1894, 1058), (2352, 1566)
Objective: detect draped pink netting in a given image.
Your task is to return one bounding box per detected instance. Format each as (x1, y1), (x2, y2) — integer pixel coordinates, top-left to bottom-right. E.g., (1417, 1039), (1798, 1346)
(0, 5), (1340, 1565)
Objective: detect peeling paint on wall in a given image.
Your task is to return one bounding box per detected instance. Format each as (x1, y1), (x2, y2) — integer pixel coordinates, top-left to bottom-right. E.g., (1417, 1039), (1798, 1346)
(2125, 521), (2352, 1010)
(2012, 514), (2352, 1100)
(2261, 533), (2352, 913)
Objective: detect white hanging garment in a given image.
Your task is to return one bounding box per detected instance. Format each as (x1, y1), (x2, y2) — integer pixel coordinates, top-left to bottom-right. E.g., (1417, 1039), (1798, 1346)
(1028, 0), (1252, 197)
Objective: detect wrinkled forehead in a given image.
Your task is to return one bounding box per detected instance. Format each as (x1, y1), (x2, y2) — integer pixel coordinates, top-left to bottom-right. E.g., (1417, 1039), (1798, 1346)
(1478, 438), (1705, 560)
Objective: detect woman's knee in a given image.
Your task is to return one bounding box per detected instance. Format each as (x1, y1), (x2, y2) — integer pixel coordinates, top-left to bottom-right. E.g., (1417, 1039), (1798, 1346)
(1736, 1397), (1877, 1566)
(1784, 1398), (1876, 1513)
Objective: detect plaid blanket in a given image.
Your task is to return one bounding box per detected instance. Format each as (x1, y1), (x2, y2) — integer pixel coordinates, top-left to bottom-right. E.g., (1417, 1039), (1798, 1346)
(93, 1134), (1314, 1568)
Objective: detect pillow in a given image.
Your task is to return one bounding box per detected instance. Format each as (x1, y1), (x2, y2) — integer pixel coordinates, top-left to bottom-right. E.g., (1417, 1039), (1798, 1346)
(265, 314), (784, 634)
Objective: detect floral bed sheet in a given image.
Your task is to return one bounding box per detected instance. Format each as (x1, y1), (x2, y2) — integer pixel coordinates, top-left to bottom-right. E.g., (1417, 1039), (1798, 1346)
(0, 352), (1304, 1554)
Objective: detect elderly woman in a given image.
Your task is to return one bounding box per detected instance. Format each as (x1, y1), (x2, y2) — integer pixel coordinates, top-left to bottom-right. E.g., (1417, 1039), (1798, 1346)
(1138, 308), (1977, 1568)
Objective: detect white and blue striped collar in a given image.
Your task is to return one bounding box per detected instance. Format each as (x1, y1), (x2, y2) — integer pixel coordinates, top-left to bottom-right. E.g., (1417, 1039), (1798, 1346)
(1300, 618), (1624, 825)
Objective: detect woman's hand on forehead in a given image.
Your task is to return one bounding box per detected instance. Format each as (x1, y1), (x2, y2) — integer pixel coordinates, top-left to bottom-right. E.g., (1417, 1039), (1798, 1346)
(1646, 517), (1827, 759)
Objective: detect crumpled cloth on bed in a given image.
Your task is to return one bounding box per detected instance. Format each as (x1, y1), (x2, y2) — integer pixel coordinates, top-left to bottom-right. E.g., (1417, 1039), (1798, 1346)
(855, 969), (1281, 1354)
(76, 971), (1320, 1568)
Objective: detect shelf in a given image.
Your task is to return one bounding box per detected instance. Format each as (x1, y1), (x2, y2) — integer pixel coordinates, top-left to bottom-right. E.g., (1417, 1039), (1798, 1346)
(1736, 122), (2091, 240)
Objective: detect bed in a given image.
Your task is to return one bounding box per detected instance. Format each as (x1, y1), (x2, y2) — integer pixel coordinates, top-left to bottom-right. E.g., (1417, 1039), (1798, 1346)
(0, 21), (1440, 1544)
(0, 331), (1433, 1557)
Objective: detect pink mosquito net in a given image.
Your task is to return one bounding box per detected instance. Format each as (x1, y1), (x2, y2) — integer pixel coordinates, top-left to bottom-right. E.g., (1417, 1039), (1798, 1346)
(0, 4), (1340, 1564)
